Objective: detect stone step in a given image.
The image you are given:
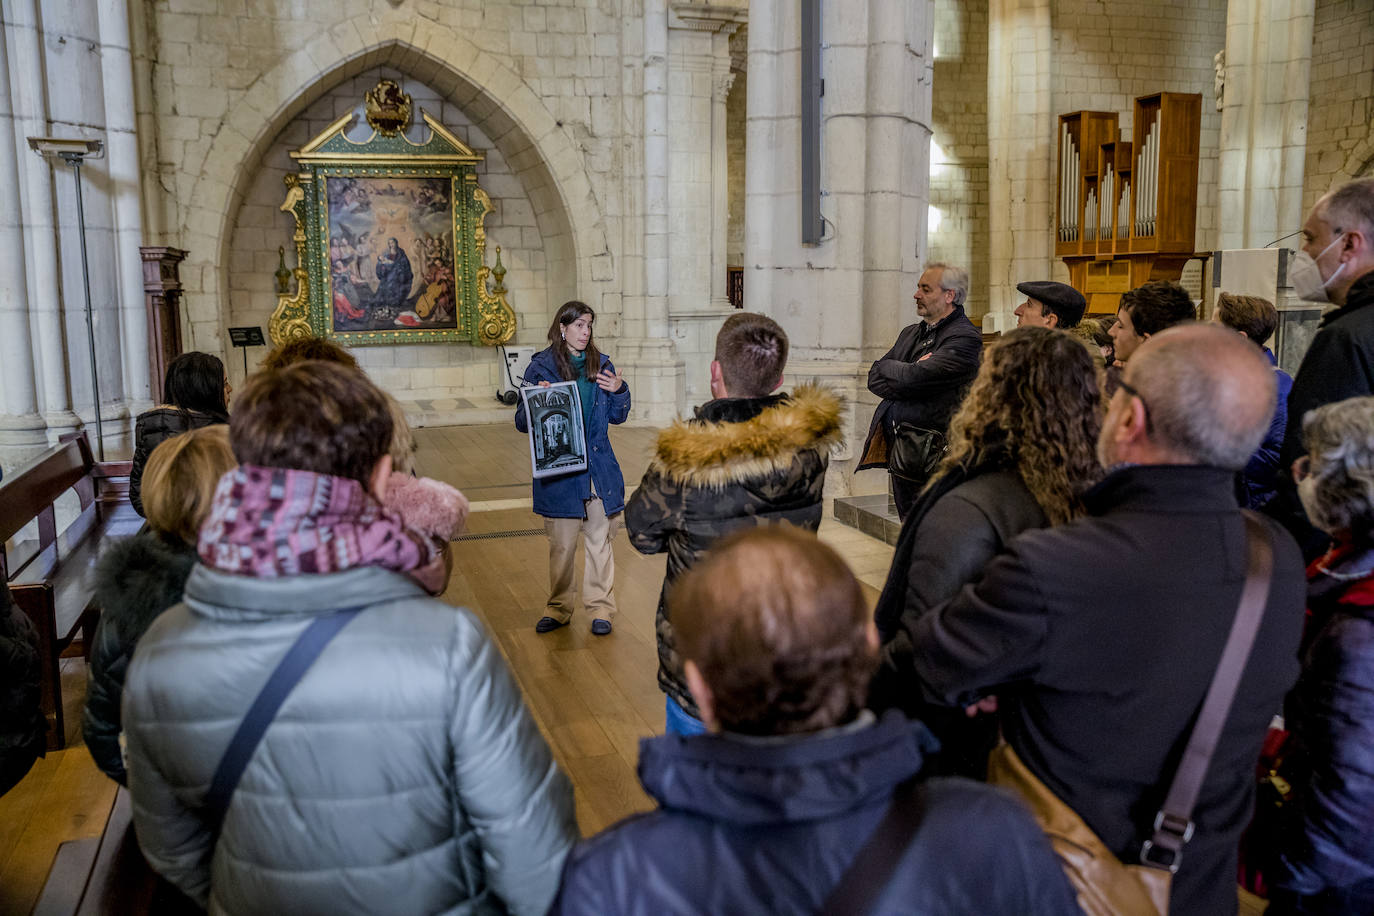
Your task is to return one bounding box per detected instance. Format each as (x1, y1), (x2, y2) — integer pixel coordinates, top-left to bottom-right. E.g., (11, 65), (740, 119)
(833, 493), (901, 546)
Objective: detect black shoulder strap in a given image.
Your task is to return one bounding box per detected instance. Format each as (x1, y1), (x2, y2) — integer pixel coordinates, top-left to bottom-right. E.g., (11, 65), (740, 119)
(819, 778), (927, 916)
(1140, 511), (1273, 872)
(204, 607), (364, 835)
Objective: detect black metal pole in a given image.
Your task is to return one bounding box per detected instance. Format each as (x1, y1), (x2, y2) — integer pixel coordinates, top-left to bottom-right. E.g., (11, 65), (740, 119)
(67, 155), (104, 460)
(800, 0), (823, 245)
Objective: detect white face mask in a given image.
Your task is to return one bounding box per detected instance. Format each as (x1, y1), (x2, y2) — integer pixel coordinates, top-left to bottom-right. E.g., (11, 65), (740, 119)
(1291, 232), (1347, 303)
(1297, 475), (1329, 533)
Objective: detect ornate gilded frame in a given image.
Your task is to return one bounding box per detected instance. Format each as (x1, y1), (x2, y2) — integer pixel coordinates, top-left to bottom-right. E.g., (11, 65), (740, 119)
(270, 106), (515, 347)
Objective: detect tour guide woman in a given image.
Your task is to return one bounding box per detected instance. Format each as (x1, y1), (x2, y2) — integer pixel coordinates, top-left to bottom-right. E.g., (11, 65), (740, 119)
(516, 301), (631, 635)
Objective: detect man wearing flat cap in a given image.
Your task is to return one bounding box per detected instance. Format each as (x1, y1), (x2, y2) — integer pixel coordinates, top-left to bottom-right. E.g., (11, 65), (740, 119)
(1014, 280), (1106, 369)
(1013, 280), (1087, 330)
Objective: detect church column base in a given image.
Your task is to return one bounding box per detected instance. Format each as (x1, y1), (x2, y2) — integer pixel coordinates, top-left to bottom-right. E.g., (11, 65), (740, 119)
(613, 338), (686, 425)
(0, 414), (52, 476)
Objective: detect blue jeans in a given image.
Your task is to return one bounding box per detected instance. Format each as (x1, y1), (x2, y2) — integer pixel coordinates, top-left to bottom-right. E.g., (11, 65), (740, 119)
(664, 695), (707, 736)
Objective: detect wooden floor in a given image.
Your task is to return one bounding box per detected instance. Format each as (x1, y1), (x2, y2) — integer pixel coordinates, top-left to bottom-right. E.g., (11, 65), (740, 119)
(0, 421), (892, 914)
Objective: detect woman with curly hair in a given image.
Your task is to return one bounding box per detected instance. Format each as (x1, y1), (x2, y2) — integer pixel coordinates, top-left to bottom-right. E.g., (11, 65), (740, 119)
(869, 326), (1104, 777)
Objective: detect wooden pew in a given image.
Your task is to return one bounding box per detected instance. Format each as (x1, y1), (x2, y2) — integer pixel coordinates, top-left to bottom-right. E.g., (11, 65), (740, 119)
(33, 787), (199, 916)
(1, 432), (141, 750)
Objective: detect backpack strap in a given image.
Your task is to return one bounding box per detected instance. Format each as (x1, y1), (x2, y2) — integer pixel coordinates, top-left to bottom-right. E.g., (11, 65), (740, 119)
(819, 778), (927, 915)
(1139, 511), (1273, 872)
(203, 607), (365, 836)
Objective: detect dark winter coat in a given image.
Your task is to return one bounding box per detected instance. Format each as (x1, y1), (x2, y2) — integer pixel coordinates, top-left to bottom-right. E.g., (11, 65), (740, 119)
(550, 711), (1081, 916)
(130, 407), (227, 516)
(82, 532), (197, 784)
(1274, 272), (1374, 552)
(1281, 272), (1374, 473)
(869, 466), (1048, 777)
(515, 348), (632, 519)
(1273, 543), (1374, 896)
(858, 306), (982, 470)
(0, 583), (45, 796)
(1240, 347), (1294, 511)
(624, 386), (842, 716)
(907, 465), (1308, 915)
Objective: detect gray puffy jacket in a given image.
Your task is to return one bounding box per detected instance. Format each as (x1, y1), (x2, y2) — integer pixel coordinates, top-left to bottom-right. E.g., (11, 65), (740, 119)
(123, 563), (577, 915)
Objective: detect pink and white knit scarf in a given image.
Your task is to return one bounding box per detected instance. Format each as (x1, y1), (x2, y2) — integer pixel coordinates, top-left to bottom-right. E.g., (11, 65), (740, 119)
(198, 465), (436, 578)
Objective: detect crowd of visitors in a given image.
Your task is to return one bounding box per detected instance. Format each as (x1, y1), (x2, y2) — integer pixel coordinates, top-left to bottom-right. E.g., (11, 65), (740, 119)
(1, 176), (1372, 914)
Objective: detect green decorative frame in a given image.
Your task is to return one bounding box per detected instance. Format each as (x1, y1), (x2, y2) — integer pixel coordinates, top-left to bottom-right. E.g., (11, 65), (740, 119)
(270, 110), (515, 347)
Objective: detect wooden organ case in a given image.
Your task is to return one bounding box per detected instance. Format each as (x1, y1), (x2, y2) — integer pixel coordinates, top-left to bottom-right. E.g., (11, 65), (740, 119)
(1056, 92), (1202, 314)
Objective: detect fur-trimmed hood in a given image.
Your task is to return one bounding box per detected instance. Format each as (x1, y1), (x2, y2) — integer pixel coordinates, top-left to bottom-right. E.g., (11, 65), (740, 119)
(649, 384), (844, 488)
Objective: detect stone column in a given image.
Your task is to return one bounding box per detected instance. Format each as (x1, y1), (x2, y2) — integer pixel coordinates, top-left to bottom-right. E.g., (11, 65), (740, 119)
(98, 0), (152, 412)
(745, 0), (935, 497)
(7, 0), (80, 441)
(711, 66), (735, 308)
(0, 20), (46, 471)
(984, 0), (1053, 330)
(614, 0), (686, 423)
(665, 2), (745, 406)
(1217, 0), (1315, 249)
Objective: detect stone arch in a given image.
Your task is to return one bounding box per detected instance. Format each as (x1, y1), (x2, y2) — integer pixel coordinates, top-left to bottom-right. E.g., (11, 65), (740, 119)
(1337, 129), (1374, 183)
(181, 14), (610, 354)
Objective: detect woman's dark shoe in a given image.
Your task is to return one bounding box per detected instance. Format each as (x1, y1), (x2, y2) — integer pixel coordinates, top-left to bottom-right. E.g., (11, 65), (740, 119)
(536, 616), (569, 634)
(590, 618), (612, 636)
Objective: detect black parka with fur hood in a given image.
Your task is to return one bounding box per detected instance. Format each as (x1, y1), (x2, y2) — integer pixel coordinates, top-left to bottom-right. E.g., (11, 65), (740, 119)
(625, 385), (843, 716)
(0, 583), (44, 796)
(83, 531), (197, 784)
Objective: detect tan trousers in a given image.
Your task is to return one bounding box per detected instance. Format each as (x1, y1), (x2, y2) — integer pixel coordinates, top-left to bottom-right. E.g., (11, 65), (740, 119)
(545, 497), (619, 623)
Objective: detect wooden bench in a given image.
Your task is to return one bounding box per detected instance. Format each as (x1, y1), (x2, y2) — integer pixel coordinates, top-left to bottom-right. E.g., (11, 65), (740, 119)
(33, 787), (199, 916)
(1, 432), (141, 750)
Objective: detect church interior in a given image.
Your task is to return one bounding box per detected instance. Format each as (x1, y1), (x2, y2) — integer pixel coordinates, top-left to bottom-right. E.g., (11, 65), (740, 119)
(1, 0), (1372, 909)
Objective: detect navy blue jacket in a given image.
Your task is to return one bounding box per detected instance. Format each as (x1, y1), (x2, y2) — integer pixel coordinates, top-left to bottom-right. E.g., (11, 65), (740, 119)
(1240, 348), (1293, 510)
(516, 347), (631, 518)
(551, 712), (1080, 915)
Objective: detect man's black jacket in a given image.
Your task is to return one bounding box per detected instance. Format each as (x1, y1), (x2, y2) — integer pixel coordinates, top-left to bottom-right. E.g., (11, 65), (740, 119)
(859, 305), (982, 470)
(907, 465), (1307, 916)
(1273, 272), (1374, 555)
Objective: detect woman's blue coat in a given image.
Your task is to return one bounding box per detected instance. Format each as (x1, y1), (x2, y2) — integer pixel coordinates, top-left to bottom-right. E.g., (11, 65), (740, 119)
(515, 347), (631, 519)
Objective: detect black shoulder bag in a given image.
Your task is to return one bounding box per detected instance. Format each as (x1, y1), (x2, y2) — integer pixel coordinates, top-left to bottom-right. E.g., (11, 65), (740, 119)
(203, 607), (364, 837)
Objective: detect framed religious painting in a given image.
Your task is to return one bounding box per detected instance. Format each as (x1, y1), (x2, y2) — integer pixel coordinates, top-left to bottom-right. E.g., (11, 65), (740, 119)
(521, 382), (589, 479)
(270, 79), (516, 347)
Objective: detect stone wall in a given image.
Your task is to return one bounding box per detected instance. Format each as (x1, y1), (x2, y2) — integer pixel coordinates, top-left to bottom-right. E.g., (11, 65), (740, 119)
(929, 0), (990, 319)
(226, 66), (549, 399)
(137, 1), (634, 409)
(1049, 0), (1227, 296)
(1303, 0), (1374, 209)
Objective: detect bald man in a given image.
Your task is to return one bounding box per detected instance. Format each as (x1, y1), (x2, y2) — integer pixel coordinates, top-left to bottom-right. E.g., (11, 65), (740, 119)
(899, 324), (1307, 915)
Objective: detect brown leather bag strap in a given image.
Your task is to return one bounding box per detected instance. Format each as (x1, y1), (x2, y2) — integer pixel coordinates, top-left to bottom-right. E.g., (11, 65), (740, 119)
(1140, 511), (1273, 873)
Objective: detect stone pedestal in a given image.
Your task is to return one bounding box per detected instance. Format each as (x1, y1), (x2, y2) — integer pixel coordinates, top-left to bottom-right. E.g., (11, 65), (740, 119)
(1218, 0), (1315, 249)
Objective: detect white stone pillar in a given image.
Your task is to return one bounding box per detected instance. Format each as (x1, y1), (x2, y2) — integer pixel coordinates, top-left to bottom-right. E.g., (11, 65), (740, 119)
(614, 0), (686, 423)
(98, 0), (152, 412)
(0, 19), (47, 470)
(985, 0), (1053, 330)
(745, 0), (935, 497)
(711, 66), (735, 308)
(7, 0), (80, 440)
(1217, 0), (1315, 249)
(664, 4), (744, 406)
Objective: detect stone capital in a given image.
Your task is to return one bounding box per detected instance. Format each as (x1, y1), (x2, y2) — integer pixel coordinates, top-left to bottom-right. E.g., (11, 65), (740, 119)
(668, 1), (747, 34)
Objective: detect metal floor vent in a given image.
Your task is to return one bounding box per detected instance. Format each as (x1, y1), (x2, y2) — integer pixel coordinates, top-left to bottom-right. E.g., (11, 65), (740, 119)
(452, 528), (545, 542)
